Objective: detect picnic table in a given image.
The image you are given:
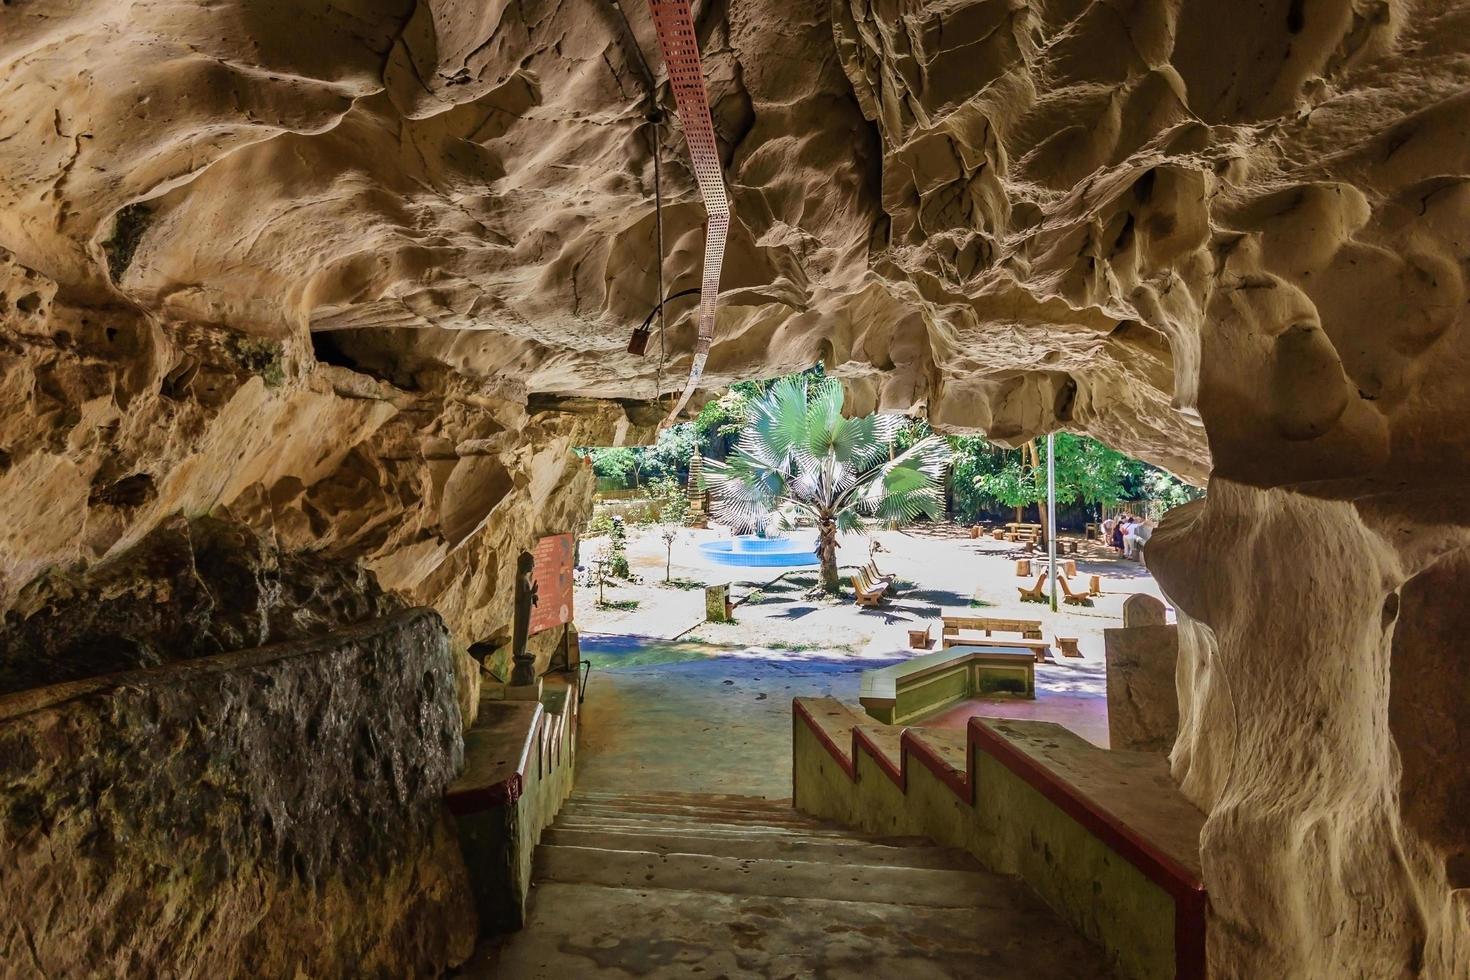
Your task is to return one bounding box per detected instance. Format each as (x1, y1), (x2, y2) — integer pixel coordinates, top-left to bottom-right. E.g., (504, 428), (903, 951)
(1004, 522), (1043, 543)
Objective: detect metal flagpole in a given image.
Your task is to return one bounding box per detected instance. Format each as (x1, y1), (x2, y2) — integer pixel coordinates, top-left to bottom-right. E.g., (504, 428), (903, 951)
(1047, 431), (1058, 612)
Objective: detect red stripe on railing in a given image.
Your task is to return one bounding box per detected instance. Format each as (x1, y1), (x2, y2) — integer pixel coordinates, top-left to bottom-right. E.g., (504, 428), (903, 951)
(967, 719), (1208, 980)
(646, 0), (728, 422)
(792, 701), (1208, 979)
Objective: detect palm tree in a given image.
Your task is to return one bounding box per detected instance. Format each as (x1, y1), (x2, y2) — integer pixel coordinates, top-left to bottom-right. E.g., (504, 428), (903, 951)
(703, 375), (951, 592)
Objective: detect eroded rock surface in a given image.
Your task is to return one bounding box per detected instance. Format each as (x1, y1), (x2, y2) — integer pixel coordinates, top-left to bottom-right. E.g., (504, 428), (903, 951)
(0, 609), (475, 978)
(0, 515), (402, 695)
(3, 0), (1470, 976)
(1151, 486), (1470, 977)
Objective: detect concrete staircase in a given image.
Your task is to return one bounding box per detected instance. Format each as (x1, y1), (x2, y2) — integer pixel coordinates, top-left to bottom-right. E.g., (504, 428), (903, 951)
(471, 790), (1115, 978)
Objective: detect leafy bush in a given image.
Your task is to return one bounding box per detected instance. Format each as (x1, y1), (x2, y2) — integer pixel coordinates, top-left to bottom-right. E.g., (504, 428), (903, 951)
(646, 475), (690, 525)
(606, 517), (632, 579)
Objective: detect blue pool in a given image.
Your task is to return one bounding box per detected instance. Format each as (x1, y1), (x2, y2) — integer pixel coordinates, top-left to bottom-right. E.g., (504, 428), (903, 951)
(697, 534), (820, 568)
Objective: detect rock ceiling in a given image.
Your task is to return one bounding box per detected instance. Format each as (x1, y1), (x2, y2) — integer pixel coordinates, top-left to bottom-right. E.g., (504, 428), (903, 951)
(3, 0), (1462, 498)
(4, 4), (1470, 976)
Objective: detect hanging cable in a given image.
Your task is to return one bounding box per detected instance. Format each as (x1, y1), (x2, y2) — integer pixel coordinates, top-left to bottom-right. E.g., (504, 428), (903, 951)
(626, 111), (674, 410)
(654, 111), (667, 405)
(606, 0), (658, 99)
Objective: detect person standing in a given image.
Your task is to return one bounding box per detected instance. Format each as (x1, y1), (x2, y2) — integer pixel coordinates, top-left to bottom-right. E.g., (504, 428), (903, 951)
(1111, 516), (1128, 551)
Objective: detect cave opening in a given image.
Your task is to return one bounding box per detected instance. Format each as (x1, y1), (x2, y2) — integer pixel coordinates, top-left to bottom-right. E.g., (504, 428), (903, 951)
(1, 0), (1466, 975)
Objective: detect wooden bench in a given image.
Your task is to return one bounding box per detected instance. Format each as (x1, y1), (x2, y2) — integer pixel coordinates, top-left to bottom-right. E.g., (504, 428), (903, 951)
(1059, 575), (1094, 607)
(941, 635), (1052, 663)
(1017, 571), (1048, 603)
(942, 614), (1044, 642)
(1005, 522), (1042, 544)
(908, 624), (934, 650)
(1056, 636), (1082, 658)
(852, 574), (888, 607)
(865, 560), (895, 586)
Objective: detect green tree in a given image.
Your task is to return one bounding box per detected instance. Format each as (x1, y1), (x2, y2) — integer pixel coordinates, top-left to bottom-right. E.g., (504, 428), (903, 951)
(947, 435), (1011, 520)
(585, 446), (636, 486)
(704, 374), (950, 592)
(694, 381), (765, 443)
(695, 365), (826, 454)
(1141, 467), (1203, 510)
(644, 422), (699, 483)
(578, 422), (699, 491)
(972, 433), (1136, 539)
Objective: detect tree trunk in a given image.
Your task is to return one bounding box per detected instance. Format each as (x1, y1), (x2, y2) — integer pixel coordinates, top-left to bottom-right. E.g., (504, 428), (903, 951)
(1024, 439), (1047, 545)
(817, 517), (840, 592)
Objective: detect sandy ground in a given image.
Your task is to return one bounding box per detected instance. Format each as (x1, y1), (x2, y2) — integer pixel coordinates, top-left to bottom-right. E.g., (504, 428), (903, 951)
(571, 523), (1169, 795)
(577, 522), (1168, 662)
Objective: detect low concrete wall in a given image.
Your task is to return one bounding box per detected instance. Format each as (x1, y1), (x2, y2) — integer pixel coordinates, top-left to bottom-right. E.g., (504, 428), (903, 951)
(0, 609), (476, 978)
(860, 646), (1036, 724)
(793, 698), (1206, 980)
(449, 675), (580, 934)
(1104, 624), (1180, 752)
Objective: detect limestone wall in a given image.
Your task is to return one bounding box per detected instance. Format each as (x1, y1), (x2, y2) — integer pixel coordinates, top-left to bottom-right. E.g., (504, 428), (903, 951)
(1151, 484), (1470, 977)
(0, 610), (475, 977)
(0, 272), (653, 656)
(3, 0), (1470, 975)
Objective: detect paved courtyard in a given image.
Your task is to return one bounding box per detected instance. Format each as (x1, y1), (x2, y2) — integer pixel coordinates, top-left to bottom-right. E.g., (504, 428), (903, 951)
(573, 522), (1172, 795)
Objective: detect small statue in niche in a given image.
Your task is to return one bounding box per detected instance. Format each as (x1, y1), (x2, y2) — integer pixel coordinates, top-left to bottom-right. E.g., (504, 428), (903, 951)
(509, 549), (539, 687)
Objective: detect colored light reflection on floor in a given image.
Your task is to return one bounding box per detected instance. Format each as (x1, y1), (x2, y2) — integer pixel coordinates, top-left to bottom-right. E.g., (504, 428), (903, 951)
(576, 635), (1110, 798)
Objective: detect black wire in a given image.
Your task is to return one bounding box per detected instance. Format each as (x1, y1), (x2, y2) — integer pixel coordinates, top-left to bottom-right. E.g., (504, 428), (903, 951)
(654, 114), (665, 404)
(607, 0), (658, 100)
(638, 288), (702, 333)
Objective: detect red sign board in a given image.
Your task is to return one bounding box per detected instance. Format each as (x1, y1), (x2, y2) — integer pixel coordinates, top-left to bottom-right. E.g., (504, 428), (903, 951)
(529, 534), (575, 634)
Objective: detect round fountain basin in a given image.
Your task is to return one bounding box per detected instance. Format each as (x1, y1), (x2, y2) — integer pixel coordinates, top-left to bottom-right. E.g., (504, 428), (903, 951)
(698, 535), (819, 568)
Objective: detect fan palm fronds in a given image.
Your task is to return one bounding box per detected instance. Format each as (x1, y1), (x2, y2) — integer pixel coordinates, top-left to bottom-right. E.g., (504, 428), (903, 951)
(703, 375), (950, 591)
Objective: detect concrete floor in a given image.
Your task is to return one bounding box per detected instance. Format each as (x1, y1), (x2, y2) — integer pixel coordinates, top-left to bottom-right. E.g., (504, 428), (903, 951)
(577, 631), (1112, 802)
(577, 635), (894, 798)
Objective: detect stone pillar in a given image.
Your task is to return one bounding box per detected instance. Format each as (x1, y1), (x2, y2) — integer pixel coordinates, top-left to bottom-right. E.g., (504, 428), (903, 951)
(1103, 619), (1178, 753)
(1121, 593), (1166, 627)
(705, 583), (732, 622)
(1148, 481), (1470, 977)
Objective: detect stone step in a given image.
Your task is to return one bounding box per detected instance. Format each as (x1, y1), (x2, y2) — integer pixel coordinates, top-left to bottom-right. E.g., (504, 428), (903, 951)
(555, 799), (799, 822)
(557, 800), (820, 828)
(539, 826), (976, 870)
(472, 881), (1114, 979)
(569, 790), (794, 811)
(551, 813), (865, 839)
(533, 844), (1023, 910)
